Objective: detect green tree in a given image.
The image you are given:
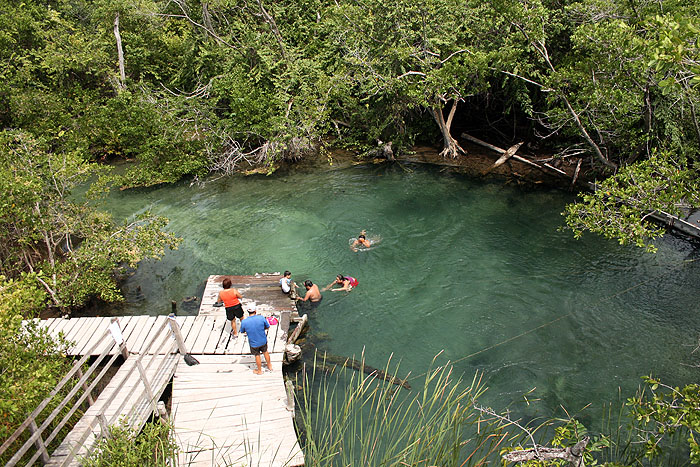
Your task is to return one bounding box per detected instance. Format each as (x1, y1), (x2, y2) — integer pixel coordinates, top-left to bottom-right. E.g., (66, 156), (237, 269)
(0, 130), (181, 312)
(0, 275), (72, 459)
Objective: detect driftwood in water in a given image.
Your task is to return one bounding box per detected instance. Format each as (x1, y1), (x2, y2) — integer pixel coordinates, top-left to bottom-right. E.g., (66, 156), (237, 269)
(482, 142), (523, 174)
(318, 352), (411, 390)
(503, 436), (589, 466)
(287, 314), (308, 344)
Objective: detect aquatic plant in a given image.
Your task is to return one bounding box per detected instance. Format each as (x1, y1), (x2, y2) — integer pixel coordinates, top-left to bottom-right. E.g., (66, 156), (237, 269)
(296, 351), (507, 466)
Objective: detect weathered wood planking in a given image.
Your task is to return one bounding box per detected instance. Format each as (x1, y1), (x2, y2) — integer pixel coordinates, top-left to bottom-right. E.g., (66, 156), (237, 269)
(172, 354), (304, 467)
(199, 274), (298, 317)
(47, 352), (179, 466)
(37, 314), (287, 357)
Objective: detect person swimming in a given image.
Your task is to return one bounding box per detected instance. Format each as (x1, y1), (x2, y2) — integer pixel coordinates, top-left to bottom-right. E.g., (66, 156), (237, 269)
(351, 230), (374, 251)
(324, 274), (358, 292)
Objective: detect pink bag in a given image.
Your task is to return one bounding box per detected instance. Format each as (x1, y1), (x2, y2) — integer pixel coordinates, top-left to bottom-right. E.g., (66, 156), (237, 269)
(267, 316), (278, 325)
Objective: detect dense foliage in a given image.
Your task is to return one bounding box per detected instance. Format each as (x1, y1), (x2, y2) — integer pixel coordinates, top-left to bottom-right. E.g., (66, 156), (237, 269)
(0, 275), (72, 463)
(82, 420), (176, 467)
(1, 0), (698, 248)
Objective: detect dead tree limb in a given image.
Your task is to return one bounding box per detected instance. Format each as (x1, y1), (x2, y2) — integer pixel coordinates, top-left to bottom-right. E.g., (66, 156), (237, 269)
(319, 352), (411, 390)
(482, 142), (523, 174)
(503, 436), (589, 467)
(113, 13), (126, 91)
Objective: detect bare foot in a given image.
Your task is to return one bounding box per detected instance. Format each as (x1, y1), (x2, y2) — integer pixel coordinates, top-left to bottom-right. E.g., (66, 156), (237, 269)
(253, 369), (263, 375)
(267, 367), (273, 372)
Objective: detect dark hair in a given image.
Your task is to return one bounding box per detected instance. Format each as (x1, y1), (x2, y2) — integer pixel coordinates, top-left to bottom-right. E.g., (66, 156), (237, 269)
(304, 280), (313, 287)
(222, 278), (232, 289)
(358, 234), (366, 239)
(337, 274), (344, 282)
(284, 270), (291, 277)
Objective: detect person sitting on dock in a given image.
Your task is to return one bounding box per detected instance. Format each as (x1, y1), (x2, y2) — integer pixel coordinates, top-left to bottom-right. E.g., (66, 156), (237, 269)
(218, 277), (244, 338)
(296, 280), (322, 303)
(280, 270), (297, 297)
(351, 230), (372, 251)
(324, 274), (358, 292)
(239, 303), (273, 375)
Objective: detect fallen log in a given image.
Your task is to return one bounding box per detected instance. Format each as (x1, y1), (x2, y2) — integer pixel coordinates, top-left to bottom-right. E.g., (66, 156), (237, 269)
(461, 133), (576, 180)
(482, 142), (523, 174)
(503, 436), (589, 466)
(317, 351), (412, 390)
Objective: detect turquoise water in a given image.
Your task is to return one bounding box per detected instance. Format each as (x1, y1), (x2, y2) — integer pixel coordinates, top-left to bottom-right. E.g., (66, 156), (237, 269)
(102, 162), (700, 422)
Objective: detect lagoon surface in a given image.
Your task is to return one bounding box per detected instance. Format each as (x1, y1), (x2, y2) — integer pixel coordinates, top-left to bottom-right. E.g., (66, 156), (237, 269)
(102, 162), (700, 424)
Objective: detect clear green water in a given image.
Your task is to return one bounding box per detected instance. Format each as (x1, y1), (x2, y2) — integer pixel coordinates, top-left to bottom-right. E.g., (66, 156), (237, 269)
(102, 162), (700, 423)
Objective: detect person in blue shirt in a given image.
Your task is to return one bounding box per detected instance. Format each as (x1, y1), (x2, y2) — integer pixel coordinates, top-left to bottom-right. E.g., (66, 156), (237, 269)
(239, 303), (272, 375)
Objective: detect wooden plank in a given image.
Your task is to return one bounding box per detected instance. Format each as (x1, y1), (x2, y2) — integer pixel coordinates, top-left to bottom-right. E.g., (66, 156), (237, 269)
(126, 316), (157, 353)
(76, 318), (112, 355)
(204, 315), (228, 354)
(70, 317), (103, 355)
(48, 318), (76, 340)
(47, 353), (179, 466)
(141, 316), (171, 354)
(176, 315), (196, 342)
(119, 316), (142, 343)
(44, 317), (65, 333)
(119, 316), (147, 352)
(191, 316), (216, 354)
(183, 316), (209, 351)
(59, 318), (91, 352)
(171, 349), (302, 467)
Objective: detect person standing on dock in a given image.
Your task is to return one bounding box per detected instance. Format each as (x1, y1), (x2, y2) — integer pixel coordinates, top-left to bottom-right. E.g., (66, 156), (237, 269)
(239, 303), (273, 375)
(218, 277), (244, 338)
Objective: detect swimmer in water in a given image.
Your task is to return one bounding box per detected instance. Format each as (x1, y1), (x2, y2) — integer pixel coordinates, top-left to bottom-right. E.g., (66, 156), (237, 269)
(324, 274), (358, 292)
(351, 230), (372, 251)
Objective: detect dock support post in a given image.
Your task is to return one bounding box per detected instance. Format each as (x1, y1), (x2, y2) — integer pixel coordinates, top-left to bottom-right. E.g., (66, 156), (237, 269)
(285, 380), (295, 413)
(157, 401), (168, 422)
(28, 420), (49, 464)
(97, 413), (111, 439)
(280, 310), (291, 338)
(288, 314), (308, 344)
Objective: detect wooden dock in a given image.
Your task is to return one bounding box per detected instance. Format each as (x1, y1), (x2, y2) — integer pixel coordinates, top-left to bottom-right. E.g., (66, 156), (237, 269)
(17, 274), (304, 467)
(173, 274), (304, 467)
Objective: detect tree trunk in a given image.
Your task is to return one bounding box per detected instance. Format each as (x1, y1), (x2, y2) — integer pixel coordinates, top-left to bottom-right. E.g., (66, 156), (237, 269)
(429, 98), (466, 158)
(257, 0), (288, 65)
(113, 13), (126, 91)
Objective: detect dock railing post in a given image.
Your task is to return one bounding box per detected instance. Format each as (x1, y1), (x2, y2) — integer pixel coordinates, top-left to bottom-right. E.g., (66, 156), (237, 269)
(168, 313), (189, 355)
(110, 317), (129, 359)
(76, 367), (95, 406)
(28, 420), (49, 464)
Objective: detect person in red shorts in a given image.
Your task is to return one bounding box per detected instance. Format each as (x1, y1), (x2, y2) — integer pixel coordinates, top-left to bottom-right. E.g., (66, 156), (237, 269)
(218, 277), (244, 337)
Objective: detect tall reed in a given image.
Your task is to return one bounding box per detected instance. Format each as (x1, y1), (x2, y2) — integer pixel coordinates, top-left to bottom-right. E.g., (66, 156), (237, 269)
(296, 351), (507, 466)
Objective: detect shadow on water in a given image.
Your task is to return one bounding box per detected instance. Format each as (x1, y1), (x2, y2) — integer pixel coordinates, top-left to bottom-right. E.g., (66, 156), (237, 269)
(95, 163), (700, 426)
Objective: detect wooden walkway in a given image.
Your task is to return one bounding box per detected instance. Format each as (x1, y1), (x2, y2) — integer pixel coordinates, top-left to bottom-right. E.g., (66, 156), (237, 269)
(38, 314), (287, 357)
(22, 274), (304, 467)
(172, 274), (304, 467)
(47, 353), (178, 465)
